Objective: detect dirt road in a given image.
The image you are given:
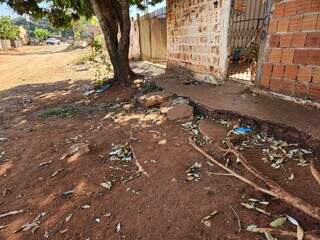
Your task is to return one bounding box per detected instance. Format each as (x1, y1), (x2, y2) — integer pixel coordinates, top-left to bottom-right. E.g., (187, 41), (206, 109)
(0, 45), (95, 91)
(0, 46), (319, 240)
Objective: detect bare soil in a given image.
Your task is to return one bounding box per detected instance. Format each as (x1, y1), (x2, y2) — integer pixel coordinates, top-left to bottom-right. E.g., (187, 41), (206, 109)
(0, 46), (319, 240)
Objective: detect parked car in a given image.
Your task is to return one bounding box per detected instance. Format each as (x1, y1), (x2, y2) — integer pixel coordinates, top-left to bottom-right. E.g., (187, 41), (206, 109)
(46, 38), (61, 45)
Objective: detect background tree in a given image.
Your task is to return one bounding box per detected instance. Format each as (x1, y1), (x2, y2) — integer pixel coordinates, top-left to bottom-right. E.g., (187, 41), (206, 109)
(0, 16), (20, 40)
(33, 27), (51, 41)
(0, 0), (162, 85)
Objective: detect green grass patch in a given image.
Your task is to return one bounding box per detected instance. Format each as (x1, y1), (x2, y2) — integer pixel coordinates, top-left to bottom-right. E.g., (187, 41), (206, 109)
(39, 106), (78, 118)
(73, 53), (95, 65)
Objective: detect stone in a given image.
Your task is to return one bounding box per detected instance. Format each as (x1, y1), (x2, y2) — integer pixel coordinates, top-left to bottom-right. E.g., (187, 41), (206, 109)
(166, 103), (193, 122)
(198, 119), (228, 141)
(122, 104), (134, 111)
(60, 143), (90, 163)
(137, 91), (173, 108)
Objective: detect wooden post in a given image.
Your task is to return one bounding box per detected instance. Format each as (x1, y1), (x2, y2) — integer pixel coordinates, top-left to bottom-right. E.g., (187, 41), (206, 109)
(137, 13), (142, 61)
(255, 0), (273, 87)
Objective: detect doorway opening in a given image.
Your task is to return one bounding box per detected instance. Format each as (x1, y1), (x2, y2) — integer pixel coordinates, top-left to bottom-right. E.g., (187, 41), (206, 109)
(227, 0), (265, 84)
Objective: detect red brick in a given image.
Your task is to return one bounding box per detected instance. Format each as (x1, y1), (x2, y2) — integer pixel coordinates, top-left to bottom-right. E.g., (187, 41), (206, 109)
(288, 16), (303, 32)
(297, 66), (313, 82)
(261, 73), (271, 89)
(268, 19), (278, 33)
(297, 0), (313, 14)
(312, 67), (320, 83)
(312, 0), (320, 11)
(308, 86), (320, 100)
(273, 3), (285, 18)
(277, 18), (289, 32)
(293, 50), (308, 65)
(317, 15), (320, 30)
(284, 1), (297, 17)
(284, 65), (298, 80)
(302, 14), (318, 31)
(281, 49), (294, 64)
(269, 78), (282, 92)
(308, 50), (320, 66)
(269, 49), (282, 63)
(291, 33), (307, 48)
(279, 34), (292, 48)
(269, 35), (280, 47)
(272, 64), (285, 78)
(280, 79), (295, 96)
(305, 32), (320, 48)
(295, 83), (308, 98)
(262, 63), (274, 75)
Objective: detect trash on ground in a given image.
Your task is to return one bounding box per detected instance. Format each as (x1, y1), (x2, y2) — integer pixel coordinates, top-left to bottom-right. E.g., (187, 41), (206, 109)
(81, 205), (91, 209)
(116, 223), (121, 232)
(62, 190), (74, 197)
(109, 143), (133, 162)
(100, 181), (112, 191)
(233, 127), (253, 135)
(186, 162), (202, 181)
(0, 137), (7, 142)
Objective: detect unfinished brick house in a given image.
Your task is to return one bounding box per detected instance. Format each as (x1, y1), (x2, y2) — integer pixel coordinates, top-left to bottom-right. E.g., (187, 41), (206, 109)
(166, 0), (320, 101)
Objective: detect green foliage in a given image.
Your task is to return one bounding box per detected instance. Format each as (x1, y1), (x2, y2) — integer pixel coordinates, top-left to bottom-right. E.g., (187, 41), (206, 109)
(33, 27), (51, 40)
(92, 35), (102, 52)
(39, 106), (77, 118)
(0, 16), (20, 40)
(0, 0), (163, 28)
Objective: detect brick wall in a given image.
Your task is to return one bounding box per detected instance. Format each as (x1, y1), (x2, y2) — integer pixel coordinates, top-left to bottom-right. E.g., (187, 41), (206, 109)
(261, 0), (320, 101)
(167, 0), (230, 83)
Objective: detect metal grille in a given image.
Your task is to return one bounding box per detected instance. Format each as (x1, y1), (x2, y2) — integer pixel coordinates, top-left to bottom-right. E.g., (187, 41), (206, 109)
(228, 0), (265, 83)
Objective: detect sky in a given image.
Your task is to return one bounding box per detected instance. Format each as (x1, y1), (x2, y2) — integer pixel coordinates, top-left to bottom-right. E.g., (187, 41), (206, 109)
(0, 2), (166, 18)
(0, 3), (18, 17)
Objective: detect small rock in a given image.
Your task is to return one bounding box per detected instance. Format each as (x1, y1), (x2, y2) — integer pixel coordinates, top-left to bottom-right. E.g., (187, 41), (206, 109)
(198, 119), (228, 141)
(122, 104), (134, 111)
(137, 91), (173, 108)
(60, 143), (90, 162)
(166, 103), (193, 122)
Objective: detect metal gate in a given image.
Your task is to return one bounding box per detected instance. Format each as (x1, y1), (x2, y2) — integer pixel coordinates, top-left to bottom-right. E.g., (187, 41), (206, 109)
(228, 0), (265, 83)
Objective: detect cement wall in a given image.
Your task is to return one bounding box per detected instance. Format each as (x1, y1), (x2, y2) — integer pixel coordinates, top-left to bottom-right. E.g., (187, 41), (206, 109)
(0, 40), (12, 50)
(129, 20), (141, 60)
(167, 0), (231, 84)
(260, 0), (320, 101)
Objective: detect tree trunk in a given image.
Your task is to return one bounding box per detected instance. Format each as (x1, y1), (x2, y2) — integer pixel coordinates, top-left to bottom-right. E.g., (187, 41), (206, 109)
(89, 0), (134, 85)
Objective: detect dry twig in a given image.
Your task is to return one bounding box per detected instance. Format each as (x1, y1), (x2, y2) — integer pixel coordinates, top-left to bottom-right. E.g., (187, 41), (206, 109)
(189, 137), (320, 221)
(252, 227), (319, 240)
(229, 205), (241, 233)
(310, 160), (320, 186)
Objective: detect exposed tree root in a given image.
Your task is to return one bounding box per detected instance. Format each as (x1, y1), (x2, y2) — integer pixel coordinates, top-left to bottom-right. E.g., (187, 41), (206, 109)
(189, 137), (320, 222)
(252, 227), (320, 240)
(310, 160), (320, 186)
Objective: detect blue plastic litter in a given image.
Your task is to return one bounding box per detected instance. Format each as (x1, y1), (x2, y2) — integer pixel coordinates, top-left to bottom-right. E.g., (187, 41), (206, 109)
(95, 84), (109, 93)
(233, 127), (253, 135)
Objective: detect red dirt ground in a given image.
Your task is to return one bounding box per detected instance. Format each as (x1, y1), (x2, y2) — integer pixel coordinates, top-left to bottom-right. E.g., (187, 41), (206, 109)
(0, 46), (319, 240)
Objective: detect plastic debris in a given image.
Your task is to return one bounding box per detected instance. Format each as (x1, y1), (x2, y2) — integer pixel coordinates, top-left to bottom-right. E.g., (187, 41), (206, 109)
(109, 143), (133, 162)
(233, 127), (253, 135)
(100, 181), (112, 191)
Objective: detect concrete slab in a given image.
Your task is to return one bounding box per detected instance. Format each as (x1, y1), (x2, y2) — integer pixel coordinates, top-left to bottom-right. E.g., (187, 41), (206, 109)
(154, 75), (320, 148)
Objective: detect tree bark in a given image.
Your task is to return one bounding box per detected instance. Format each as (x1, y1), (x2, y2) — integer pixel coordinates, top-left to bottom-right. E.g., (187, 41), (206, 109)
(89, 0), (134, 85)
